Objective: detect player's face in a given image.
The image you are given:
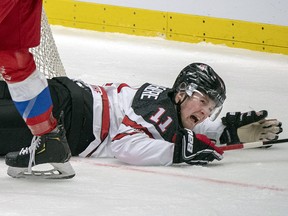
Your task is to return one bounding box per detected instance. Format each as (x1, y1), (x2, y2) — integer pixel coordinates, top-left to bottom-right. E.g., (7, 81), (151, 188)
(176, 91), (216, 129)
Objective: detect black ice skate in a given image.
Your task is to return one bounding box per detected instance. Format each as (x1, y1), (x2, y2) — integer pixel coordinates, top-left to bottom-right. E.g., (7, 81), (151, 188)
(5, 117), (75, 179)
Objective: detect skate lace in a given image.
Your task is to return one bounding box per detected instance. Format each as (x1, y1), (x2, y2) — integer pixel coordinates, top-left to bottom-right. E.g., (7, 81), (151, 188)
(19, 136), (41, 173)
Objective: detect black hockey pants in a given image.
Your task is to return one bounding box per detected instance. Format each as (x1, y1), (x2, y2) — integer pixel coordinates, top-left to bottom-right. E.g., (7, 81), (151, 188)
(0, 77), (95, 156)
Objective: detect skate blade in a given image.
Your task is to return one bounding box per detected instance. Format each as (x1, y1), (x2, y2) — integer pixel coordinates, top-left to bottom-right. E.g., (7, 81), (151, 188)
(7, 162), (76, 179)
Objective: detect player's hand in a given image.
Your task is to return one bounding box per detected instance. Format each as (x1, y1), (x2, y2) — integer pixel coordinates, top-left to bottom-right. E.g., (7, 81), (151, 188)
(237, 119), (282, 143)
(173, 128), (224, 165)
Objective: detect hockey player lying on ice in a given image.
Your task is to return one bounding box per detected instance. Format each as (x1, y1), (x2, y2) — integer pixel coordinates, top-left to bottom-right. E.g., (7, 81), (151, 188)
(0, 62), (283, 178)
(0, 1), (282, 179)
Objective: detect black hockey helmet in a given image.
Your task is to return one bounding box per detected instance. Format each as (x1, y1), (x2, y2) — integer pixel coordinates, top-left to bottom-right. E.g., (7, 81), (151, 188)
(173, 63), (226, 120)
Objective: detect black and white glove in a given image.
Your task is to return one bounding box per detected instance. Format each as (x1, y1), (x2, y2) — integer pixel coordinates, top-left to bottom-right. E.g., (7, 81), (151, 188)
(220, 110), (283, 145)
(173, 128), (224, 165)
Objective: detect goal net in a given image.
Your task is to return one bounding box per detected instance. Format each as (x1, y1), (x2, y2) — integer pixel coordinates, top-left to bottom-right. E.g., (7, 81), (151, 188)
(31, 9), (66, 78)
(0, 9), (66, 80)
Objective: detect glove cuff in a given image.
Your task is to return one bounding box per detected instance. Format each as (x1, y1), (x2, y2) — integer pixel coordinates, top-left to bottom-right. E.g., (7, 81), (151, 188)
(220, 127), (240, 144)
(220, 112), (241, 144)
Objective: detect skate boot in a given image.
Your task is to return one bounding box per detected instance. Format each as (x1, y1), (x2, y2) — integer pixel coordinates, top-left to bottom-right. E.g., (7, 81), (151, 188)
(5, 117), (75, 179)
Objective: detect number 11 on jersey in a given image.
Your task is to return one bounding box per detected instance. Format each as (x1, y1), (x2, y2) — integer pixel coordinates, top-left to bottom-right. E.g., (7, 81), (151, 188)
(150, 107), (172, 133)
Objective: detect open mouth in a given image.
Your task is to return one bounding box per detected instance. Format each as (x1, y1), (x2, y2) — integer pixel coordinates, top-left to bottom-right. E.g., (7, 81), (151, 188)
(190, 115), (199, 123)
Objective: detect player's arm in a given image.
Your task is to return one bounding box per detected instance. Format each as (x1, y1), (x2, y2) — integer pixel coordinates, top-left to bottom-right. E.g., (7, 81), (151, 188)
(111, 122), (223, 166)
(111, 116), (223, 166)
(111, 122), (175, 166)
(194, 110), (283, 145)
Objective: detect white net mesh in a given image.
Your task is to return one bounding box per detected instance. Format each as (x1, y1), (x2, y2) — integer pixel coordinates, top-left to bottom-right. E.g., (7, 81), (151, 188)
(0, 9), (66, 80)
(30, 9), (66, 78)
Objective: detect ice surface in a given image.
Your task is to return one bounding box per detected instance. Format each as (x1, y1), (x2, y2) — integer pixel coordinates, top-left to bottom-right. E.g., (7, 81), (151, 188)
(0, 26), (288, 216)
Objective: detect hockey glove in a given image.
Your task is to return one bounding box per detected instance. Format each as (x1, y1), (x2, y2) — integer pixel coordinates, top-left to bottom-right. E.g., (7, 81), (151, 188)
(220, 110), (282, 145)
(237, 119), (282, 143)
(173, 128), (224, 165)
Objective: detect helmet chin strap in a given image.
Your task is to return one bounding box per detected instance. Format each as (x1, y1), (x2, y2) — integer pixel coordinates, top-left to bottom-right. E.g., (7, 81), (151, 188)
(174, 93), (189, 129)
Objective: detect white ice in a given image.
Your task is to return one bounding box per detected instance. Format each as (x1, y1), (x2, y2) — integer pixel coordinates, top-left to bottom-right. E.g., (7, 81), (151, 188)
(1, 26), (288, 216)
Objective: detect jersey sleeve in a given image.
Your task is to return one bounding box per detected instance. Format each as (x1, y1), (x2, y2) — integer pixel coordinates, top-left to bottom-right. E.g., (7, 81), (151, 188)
(111, 126), (175, 166)
(110, 110), (176, 166)
(193, 118), (226, 143)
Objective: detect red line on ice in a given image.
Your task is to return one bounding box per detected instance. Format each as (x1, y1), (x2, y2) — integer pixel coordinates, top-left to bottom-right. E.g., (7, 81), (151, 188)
(73, 158), (287, 192)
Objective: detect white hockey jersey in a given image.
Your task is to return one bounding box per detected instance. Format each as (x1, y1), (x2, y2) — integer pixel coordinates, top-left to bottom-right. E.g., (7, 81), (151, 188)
(79, 82), (225, 166)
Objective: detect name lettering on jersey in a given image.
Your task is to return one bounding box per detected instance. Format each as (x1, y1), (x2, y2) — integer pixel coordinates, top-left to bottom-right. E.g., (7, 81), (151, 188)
(140, 84), (166, 100)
